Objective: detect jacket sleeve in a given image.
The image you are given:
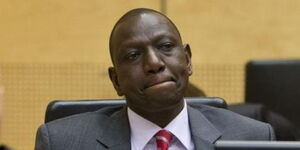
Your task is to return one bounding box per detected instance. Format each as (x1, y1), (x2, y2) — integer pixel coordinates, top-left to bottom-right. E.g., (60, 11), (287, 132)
(34, 124), (51, 150)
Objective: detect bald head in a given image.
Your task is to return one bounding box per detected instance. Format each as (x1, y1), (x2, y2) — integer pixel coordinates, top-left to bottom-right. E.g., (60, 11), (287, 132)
(109, 8), (182, 64)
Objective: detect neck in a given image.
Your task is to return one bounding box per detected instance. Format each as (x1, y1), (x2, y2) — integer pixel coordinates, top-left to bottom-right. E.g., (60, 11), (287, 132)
(131, 99), (185, 128)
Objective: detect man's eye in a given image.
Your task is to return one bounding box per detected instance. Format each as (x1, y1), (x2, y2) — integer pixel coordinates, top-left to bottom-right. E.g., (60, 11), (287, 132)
(158, 43), (174, 51)
(127, 51), (140, 60)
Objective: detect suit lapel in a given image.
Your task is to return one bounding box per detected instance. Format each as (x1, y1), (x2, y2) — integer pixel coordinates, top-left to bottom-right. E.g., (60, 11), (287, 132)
(93, 104), (222, 150)
(96, 107), (131, 150)
(188, 105), (222, 150)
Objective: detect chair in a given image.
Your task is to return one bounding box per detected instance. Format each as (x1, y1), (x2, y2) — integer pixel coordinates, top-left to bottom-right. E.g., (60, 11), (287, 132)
(228, 103), (300, 141)
(45, 97), (227, 123)
(245, 59), (300, 127)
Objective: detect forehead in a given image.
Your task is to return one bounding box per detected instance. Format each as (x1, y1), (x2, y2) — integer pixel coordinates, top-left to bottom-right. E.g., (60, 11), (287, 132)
(110, 13), (181, 56)
(115, 13), (179, 40)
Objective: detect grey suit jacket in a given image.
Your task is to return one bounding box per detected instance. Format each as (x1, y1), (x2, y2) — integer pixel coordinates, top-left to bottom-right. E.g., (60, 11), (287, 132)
(35, 104), (275, 150)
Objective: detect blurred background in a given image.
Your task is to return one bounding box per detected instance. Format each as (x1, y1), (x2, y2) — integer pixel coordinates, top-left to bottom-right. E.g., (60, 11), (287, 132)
(1, 0), (300, 149)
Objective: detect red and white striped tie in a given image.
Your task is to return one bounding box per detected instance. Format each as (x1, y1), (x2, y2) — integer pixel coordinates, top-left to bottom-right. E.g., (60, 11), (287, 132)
(155, 130), (173, 150)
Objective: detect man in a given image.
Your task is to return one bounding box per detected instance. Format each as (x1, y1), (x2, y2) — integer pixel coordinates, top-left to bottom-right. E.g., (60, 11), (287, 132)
(35, 8), (274, 150)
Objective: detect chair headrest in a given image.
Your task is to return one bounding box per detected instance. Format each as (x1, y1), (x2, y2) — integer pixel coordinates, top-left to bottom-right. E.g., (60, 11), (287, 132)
(45, 97), (226, 123)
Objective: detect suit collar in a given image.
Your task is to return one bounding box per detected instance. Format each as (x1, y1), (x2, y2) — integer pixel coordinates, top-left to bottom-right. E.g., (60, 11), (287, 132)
(96, 106), (131, 149)
(188, 105), (222, 150)
(94, 104), (222, 150)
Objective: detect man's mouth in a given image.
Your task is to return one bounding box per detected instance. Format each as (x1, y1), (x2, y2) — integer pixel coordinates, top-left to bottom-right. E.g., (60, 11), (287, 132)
(144, 77), (176, 90)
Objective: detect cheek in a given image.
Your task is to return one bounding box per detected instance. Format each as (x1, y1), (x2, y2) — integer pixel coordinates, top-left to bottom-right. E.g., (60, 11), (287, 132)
(168, 53), (189, 75)
(117, 66), (143, 88)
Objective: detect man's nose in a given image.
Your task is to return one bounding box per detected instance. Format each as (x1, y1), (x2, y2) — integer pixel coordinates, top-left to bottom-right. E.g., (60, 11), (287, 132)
(143, 48), (165, 74)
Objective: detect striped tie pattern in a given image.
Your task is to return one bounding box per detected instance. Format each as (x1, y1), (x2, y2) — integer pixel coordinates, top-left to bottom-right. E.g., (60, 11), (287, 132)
(155, 130), (173, 150)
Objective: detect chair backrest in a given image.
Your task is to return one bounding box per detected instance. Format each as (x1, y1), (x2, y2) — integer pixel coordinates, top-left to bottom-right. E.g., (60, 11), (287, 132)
(45, 97), (226, 123)
(245, 59), (300, 127)
(228, 103), (300, 141)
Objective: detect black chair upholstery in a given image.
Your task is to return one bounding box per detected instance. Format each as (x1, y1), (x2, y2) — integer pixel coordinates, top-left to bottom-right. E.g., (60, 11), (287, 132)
(245, 59), (300, 127)
(228, 103), (300, 141)
(45, 97), (226, 123)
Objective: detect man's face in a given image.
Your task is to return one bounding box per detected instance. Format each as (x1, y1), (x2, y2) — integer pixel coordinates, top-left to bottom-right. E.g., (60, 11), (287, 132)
(109, 13), (192, 114)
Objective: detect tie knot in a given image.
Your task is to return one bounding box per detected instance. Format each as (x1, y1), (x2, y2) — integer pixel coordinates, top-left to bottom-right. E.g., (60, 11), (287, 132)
(155, 130), (173, 142)
(155, 130), (173, 150)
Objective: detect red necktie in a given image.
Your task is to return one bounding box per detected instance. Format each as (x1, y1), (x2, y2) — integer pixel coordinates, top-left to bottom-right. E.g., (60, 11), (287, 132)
(155, 130), (173, 150)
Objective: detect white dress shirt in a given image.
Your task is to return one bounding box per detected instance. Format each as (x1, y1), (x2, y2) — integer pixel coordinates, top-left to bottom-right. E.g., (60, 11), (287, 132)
(127, 100), (195, 150)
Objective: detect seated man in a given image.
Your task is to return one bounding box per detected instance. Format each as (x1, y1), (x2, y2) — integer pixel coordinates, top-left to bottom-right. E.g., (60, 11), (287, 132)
(34, 8), (274, 150)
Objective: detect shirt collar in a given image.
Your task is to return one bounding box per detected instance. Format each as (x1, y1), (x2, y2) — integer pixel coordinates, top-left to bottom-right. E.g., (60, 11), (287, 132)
(127, 100), (192, 150)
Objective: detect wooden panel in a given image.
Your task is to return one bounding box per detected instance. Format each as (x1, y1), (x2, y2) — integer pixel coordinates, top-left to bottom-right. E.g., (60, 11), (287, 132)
(168, 0), (300, 64)
(0, 0), (160, 63)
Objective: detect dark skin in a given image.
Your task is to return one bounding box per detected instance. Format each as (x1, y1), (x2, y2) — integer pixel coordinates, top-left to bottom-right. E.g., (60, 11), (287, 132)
(109, 11), (192, 127)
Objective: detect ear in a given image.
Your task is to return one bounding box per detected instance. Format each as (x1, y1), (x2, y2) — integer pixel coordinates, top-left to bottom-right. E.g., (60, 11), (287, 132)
(108, 67), (124, 96)
(183, 44), (192, 76)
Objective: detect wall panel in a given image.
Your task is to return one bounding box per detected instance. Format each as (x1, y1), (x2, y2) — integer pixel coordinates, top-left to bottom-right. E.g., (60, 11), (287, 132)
(1, 0), (300, 149)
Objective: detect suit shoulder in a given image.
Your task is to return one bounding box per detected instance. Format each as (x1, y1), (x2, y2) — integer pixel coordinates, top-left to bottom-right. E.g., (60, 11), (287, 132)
(199, 105), (265, 125)
(41, 106), (124, 139)
(35, 106), (126, 149)
(194, 105), (274, 140)
(46, 105), (124, 126)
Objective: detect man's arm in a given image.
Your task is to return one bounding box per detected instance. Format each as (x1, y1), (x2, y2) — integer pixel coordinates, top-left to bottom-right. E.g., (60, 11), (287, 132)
(34, 125), (51, 150)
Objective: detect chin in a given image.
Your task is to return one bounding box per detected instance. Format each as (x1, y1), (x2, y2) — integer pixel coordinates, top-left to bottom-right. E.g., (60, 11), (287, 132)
(148, 92), (183, 108)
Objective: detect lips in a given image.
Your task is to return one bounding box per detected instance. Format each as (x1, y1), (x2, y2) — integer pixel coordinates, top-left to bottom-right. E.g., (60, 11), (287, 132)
(144, 77), (175, 90)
